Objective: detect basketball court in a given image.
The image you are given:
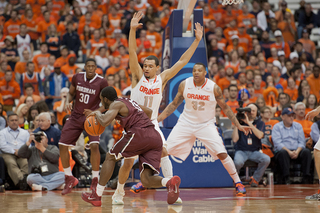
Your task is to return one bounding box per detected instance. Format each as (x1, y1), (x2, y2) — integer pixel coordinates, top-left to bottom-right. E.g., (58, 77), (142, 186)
(1, 185), (319, 212)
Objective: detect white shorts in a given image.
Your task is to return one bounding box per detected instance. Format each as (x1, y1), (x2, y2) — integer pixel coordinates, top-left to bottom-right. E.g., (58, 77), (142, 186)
(167, 119), (227, 161)
(152, 119), (167, 148)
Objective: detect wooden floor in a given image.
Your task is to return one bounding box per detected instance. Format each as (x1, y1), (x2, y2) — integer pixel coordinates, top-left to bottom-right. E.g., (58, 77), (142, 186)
(1, 185), (320, 213)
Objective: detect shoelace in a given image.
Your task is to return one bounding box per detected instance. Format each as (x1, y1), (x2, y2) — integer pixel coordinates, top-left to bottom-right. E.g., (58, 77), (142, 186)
(135, 182), (143, 188)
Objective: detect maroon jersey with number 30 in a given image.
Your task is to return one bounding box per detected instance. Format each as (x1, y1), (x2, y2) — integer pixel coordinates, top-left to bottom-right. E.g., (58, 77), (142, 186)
(115, 97), (154, 131)
(71, 73), (108, 115)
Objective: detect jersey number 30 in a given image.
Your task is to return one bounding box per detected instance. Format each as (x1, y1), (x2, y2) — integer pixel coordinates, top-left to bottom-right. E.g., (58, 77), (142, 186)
(79, 93), (90, 104)
(192, 101), (205, 111)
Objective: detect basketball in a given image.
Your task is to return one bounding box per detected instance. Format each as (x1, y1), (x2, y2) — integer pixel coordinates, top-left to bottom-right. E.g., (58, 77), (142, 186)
(84, 115), (105, 136)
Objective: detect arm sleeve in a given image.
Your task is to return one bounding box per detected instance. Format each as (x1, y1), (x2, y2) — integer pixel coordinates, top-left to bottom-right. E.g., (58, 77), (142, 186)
(310, 123), (320, 142)
(271, 124), (284, 151)
(297, 124), (306, 148)
(43, 146), (60, 164)
(0, 131), (15, 154)
(18, 144), (32, 159)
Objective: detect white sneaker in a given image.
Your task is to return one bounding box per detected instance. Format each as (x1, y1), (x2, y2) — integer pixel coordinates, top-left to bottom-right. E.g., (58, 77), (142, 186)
(112, 190), (125, 205)
(31, 184), (43, 191)
(57, 184), (65, 190)
(175, 197), (183, 204)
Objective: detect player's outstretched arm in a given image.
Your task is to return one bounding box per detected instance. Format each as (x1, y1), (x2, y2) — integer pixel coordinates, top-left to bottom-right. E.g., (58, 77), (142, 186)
(65, 84), (76, 112)
(158, 81), (185, 122)
(306, 106), (320, 121)
(160, 22), (203, 85)
(214, 85), (250, 135)
(129, 12), (144, 86)
(94, 102), (122, 127)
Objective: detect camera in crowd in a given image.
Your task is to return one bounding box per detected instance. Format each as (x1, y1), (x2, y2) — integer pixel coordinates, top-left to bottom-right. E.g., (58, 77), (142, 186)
(34, 132), (45, 143)
(236, 100), (251, 125)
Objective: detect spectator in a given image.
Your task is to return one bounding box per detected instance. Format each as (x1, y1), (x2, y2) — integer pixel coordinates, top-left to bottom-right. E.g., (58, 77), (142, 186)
(284, 77), (298, 101)
(18, 83), (41, 107)
(305, 94), (317, 114)
(250, 0), (261, 17)
(298, 29), (316, 60)
(238, 23), (252, 52)
(294, 41), (314, 63)
(306, 65), (320, 100)
(275, 1), (294, 23)
(39, 54), (55, 80)
(237, 4), (254, 28)
(26, 105), (39, 128)
(257, 2), (275, 31)
(20, 62), (44, 96)
(217, 66), (235, 91)
(86, 29), (107, 58)
(15, 24), (33, 60)
(14, 50), (37, 81)
(118, 45), (129, 70)
(274, 92), (291, 116)
(272, 108), (312, 184)
(294, 0), (306, 22)
(95, 47), (110, 74)
(3, 10), (20, 38)
(260, 31), (274, 59)
(0, 113), (29, 189)
(45, 24), (60, 58)
(298, 3), (316, 39)
(105, 74), (122, 97)
(232, 103), (270, 187)
(53, 87), (70, 128)
(294, 102), (313, 138)
(79, 25), (91, 63)
(278, 11), (296, 47)
(16, 103), (28, 128)
(18, 131), (65, 191)
(106, 56), (124, 76)
(223, 19), (238, 42)
(225, 84), (239, 114)
(0, 70), (20, 112)
(55, 45), (69, 67)
(260, 106), (279, 137)
(32, 42), (50, 71)
(33, 112), (61, 148)
(61, 53), (78, 82)
(246, 18), (263, 40)
(37, 10), (57, 42)
(0, 103), (6, 130)
(22, 9), (39, 48)
(270, 30), (290, 58)
(108, 5), (122, 28)
(1, 35), (19, 70)
(208, 38), (224, 62)
(61, 21), (80, 58)
(205, 20), (216, 46)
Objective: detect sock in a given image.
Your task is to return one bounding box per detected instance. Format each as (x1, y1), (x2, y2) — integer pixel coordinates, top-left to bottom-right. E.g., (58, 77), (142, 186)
(221, 155), (241, 183)
(63, 167), (72, 176)
(161, 178), (170, 187)
(161, 156), (173, 178)
(117, 181), (125, 193)
(96, 184), (105, 196)
(92, 170), (99, 179)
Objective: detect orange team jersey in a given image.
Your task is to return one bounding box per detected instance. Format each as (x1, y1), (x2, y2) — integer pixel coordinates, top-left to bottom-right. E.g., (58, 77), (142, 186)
(0, 79), (21, 105)
(21, 73), (41, 95)
(238, 33), (252, 52)
(52, 0), (65, 14)
(221, 13), (237, 28)
(88, 39), (106, 56)
(254, 88), (264, 96)
(222, 100), (239, 117)
(217, 77), (231, 91)
(26, 0), (46, 16)
(55, 56), (69, 67)
(61, 64), (79, 81)
(98, 4), (108, 14)
(278, 21), (296, 43)
(120, 54), (129, 69)
(161, 16), (169, 29)
(217, 38), (228, 52)
(223, 27), (238, 42)
(18, 94), (41, 107)
(138, 51), (157, 64)
(298, 38), (316, 55)
(46, 36), (60, 52)
(210, 8), (226, 27)
(237, 13), (255, 28)
(15, 61), (35, 74)
(270, 42), (290, 58)
(53, 100), (70, 126)
(294, 119), (313, 138)
(3, 19), (21, 38)
(284, 88), (298, 101)
(79, 14), (101, 27)
(105, 25), (115, 37)
(134, 3), (148, 14)
(37, 21), (57, 42)
(22, 17), (39, 40)
(264, 120), (279, 137)
(249, 96), (258, 103)
(108, 13), (122, 29)
(203, 14), (214, 28)
(106, 66), (125, 76)
(32, 53), (50, 71)
(146, 31), (162, 50)
(77, 22), (99, 35)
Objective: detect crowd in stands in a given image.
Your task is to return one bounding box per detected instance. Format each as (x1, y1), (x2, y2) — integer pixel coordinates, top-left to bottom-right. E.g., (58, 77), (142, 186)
(1, 0), (320, 189)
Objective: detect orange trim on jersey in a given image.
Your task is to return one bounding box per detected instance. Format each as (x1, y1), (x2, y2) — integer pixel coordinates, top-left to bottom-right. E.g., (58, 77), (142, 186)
(193, 78), (208, 89)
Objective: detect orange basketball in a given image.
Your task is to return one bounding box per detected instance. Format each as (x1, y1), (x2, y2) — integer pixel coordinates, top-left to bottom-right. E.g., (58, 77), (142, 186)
(84, 115), (105, 136)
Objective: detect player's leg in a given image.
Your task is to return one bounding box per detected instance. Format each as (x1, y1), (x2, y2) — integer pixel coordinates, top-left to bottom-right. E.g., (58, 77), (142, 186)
(306, 148), (320, 200)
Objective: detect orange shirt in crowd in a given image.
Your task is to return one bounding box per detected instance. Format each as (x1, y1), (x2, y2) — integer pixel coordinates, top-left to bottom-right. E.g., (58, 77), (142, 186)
(14, 61), (27, 74)
(108, 13), (122, 29)
(134, 3), (148, 14)
(88, 39), (106, 56)
(52, 0), (65, 14)
(203, 13), (214, 28)
(217, 77), (231, 91)
(22, 17), (39, 40)
(77, 22), (99, 35)
(138, 51), (157, 64)
(294, 119), (313, 138)
(26, 0), (46, 16)
(226, 44), (248, 54)
(32, 53), (50, 71)
(298, 38), (316, 55)
(249, 96), (258, 103)
(53, 100), (70, 126)
(18, 94), (41, 107)
(210, 8), (226, 27)
(120, 54), (129, 69)
(146, 31), (162, 50)
(79, 14), (101, 28)
(284, 88), (298, 101)
(221, 12), (237, 28)
(105, 25), (115, 37)
(3, 19), (21, 38)
(237, 13), (255, 28)
(238, 33), (252, 52)
(223, 27), (238, 42)
(112, 86), (122, 97)
(254, 88), (264, 96)
(267, 57), (278, 63)
(270, 42), (291, 58)
(61, 64), (79, 82)
(264, 119), (279, 137)
(106, 66), (124, 76)
(0, 79), (21, 106)
(37, 20), (57, 42)
(55, 56), (69, 67)
(0, 94), (3, 105)
(98, 3), (108, 14)
(307, 74), (320, 100)
(278, 21), (296, 44)
(217, 38), (228, 52)
(161, 16), (169, 29)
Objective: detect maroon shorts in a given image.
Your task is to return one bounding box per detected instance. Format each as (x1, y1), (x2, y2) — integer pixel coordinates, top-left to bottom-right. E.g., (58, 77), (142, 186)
(110, 126), (162, 174)
(59, 113), (100, 146)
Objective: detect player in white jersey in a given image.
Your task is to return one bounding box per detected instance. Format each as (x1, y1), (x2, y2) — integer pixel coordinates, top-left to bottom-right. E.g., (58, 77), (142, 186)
(305, 107), (320, 200)
(112, 11), (203, 204)
(158, 63), (251, 196)
(16, 24), (33, 60)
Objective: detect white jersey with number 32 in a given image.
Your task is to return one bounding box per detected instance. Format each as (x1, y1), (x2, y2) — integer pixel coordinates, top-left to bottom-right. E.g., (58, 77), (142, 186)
(180, 77), (217, 124)
(131, 74), (163, 121)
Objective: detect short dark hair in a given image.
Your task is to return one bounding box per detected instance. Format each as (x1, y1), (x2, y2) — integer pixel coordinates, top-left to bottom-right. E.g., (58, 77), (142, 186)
(228, 84), (238, 91)
(314, 65), (320, 71)
(26, 61), (34, 67)
(20, 23), (27, 28)
(40, 42), (48, 47)
(85, 58), (96, 65)
(101, 86), (118, 101)
(144, 55), (159, 66)
(194, 62), (206, 70)
(7, 113), (18, 120)
(24, 83), (34, 90)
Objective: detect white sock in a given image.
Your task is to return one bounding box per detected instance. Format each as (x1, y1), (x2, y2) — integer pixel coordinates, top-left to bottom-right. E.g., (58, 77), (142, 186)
(161, 156), (173, 178)
(63, 167), (72, 176)
(117, 181), (125, 193)
(221, 155), (241, 183)
(92, 170), (99, 179)
(161, 178), (170, 187)
(96, 184), (105, 196)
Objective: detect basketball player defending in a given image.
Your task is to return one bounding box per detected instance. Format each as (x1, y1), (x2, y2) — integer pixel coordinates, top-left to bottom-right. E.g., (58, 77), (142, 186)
(112, 12), (203, 204)
(59, 59), (109, 195)
(158, 63), (250, 196)
(81, 86), (181, 206)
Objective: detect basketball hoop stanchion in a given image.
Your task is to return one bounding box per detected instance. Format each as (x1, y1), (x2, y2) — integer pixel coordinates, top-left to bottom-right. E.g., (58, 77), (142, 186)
(222, 0), (244, 6)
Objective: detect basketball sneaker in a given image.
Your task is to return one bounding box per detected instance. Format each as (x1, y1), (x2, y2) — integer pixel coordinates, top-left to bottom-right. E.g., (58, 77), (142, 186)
(235, 182), (246, 196)
(305, 190), (320, 200)
(249, 176), (259, 187)
(112, 189), (125, 205)
(166, 176), (181, 204)
(130, 182), (146, 194)
(90, 177), (99, 193)
(81, 191), (101, 207)
(61, 175), (79, 195)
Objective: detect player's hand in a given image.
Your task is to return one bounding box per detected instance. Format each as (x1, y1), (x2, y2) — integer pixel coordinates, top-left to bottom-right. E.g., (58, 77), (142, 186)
(305, 108), (320, 121)
(194, 22), (203, 41)
(131, 11), (143, 29)
(65, 102), (73, 112)
(237, 125), (251, 136)
(84, 109), (93, 117)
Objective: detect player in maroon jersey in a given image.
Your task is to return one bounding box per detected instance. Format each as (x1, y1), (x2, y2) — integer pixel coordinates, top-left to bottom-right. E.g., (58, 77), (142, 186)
(59, 58), (108, 195)
(81, 86), (181, 206)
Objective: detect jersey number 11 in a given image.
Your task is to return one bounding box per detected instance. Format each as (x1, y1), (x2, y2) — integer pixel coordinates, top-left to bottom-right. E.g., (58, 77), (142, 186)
(144, 96), (153, 108)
